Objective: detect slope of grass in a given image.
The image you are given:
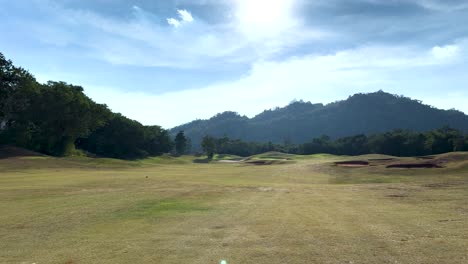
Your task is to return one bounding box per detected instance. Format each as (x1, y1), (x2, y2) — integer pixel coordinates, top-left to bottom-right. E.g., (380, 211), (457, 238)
(0, 152), (467, 263)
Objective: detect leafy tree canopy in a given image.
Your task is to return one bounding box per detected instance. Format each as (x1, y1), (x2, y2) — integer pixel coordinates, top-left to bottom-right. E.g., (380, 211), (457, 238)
(1, 52), (174, 159)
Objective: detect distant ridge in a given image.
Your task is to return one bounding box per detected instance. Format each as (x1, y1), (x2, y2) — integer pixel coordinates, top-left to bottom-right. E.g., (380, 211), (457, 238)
(171, 91), (468, 149)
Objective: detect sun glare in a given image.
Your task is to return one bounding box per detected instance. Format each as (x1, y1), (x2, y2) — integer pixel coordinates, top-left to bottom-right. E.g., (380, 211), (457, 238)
(234, 0), (296, 39)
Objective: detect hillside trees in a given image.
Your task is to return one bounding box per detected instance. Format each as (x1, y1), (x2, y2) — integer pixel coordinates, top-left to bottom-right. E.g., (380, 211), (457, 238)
(171, 91), (468, 150)
(201, 128), (468, 157)
(75, 114), (174, 159)
(1, 56), (110, 155)
(300, 135), (334, 155)
(30, 82), (111, 155)
(334, 134), (369, 155)
(145, 125), (173, 156)
(425, 126), (465, 154)
(77, 114), (146, 159)
(0, 53), (39, 137)
(0, 52), (175, 159)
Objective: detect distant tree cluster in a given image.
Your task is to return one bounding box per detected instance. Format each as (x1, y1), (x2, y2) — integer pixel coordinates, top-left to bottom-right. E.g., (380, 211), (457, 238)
(75, 115), (174, 159)
(201, 135), (286, 158)
(200, 127), (468, 158)
(299, 127), (468, 156)
(0, 52), (181, 159)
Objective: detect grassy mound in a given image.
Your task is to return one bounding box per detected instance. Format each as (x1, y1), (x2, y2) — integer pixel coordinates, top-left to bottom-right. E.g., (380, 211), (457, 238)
(0, 145), (45, 159)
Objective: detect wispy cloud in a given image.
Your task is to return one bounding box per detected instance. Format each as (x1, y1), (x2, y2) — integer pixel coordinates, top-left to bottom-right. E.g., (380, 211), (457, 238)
(85, 40), (468, 127)
(415, 0), (468, 11)
(1, 0), (467, 128)
(11, 0), (326, 69)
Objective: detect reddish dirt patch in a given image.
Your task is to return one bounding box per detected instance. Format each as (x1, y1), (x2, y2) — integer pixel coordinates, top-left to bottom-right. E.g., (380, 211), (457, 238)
(417, 156), (435, 160)
(386, 163), (442, 169)
(386, 194), (408, 198)
(423, 182), (462, 188)
(245, 160), (288, 165)
(335, 160), (369, 167)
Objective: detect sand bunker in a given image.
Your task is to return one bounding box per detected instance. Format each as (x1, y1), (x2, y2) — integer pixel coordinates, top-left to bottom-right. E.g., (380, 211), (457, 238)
(245, 159), (290, 165)
(217, 160), (242, 163)
(334, 160), (370, 167)
(417, 156), (435, 160)
(386, 163), (442, 169)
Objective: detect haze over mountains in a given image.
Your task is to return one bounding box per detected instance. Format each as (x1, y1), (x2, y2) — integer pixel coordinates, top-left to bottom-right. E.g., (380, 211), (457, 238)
(171, 91), (468, 149)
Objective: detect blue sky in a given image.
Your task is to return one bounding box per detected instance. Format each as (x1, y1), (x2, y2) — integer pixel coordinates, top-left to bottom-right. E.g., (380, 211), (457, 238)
(1, 0), (467, 128)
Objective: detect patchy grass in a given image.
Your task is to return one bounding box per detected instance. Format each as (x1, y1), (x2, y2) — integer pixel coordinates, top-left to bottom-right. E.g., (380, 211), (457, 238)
(249, 151), (296, 160)
(0, 152), (467, 263)
(114, 198), (212, 219)
(213, 154), (244, 161)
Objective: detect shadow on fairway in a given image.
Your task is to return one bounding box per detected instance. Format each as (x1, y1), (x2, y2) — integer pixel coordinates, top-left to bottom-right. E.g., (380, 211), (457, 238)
(193, 158), (211, 163)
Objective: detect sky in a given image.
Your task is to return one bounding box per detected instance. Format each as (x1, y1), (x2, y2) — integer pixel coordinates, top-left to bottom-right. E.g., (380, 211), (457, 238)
(1, 0), (467, 128)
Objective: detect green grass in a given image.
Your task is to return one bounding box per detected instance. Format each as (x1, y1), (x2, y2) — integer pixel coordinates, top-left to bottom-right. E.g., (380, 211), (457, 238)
(113, 198), (211, 219)
(0, 153), (467, 263)
(213, 154), (244, 161)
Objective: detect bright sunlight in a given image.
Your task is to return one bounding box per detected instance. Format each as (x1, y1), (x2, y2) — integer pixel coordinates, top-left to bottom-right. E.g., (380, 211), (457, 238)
(234, 0), (297, 39)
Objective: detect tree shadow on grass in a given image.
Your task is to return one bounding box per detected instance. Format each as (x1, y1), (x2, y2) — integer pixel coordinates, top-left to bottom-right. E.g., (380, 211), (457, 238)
(192, 158), (211, 163)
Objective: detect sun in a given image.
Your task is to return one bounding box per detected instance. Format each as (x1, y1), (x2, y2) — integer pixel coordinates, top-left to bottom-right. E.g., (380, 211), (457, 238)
(236, 0), (288, 27)
(234, 0), (296, 39)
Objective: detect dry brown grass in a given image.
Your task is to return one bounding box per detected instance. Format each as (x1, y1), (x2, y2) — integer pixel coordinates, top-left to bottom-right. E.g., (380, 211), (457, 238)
(0, 153), (467, 263)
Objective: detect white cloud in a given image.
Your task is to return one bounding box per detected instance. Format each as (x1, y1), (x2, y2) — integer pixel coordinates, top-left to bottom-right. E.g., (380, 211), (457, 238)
(178, 9), (194, 23)
(84, 42), (468, 128)
(167, 18), (181, 27)
(431, 44), (460, 60)
(167, 9), (194, 27)
(6, 0), (468, 129)
(22, 1), (328, 68)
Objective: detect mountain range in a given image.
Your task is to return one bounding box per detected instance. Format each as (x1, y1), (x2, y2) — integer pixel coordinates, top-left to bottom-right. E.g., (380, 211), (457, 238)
(171, 91), (468, 149)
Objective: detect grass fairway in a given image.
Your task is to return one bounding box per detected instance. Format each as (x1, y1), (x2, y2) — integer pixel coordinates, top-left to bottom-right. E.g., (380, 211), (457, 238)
(1, 153), (467, 264)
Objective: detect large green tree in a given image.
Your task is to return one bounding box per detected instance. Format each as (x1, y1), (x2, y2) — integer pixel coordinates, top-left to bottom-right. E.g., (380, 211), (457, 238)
(77, 114), (147, 159)
(0, 53), (39, 143)
(144, 125), (173, 156)
(174, 131), (187, 156)
(77, 115), (174, 159)
(29, 81), (111, 155)
(201, 135), (216, 159)
(1, 54), (110, 155)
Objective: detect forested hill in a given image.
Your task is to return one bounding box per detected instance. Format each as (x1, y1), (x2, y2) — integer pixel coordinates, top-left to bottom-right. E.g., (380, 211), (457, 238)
(171, 91), (468, 148)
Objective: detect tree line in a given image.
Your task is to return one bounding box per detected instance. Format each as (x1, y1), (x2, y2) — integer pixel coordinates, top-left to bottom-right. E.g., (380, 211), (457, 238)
(0, 52), (189, 159)
(2, 52), (467, 160)
(201, 127), (468, 158)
